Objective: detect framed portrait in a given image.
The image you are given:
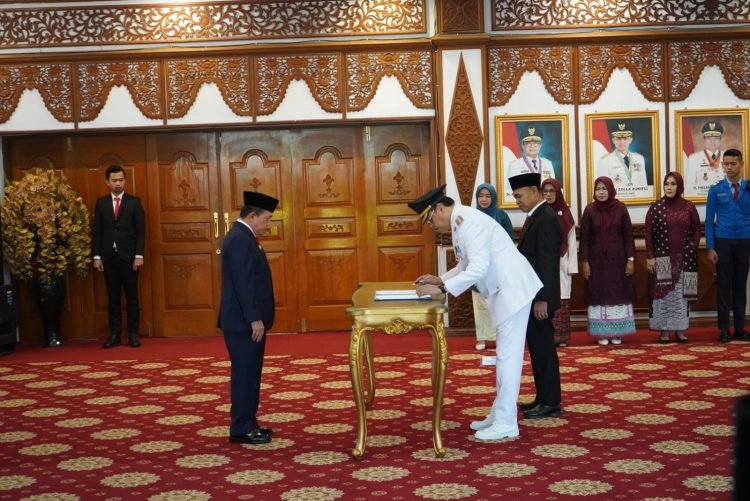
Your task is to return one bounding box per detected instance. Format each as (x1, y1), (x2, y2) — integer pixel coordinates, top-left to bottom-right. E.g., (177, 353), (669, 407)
(585, 110), (660, 205)
(675, 108), (749, 201)
(494, 114), (570, 208)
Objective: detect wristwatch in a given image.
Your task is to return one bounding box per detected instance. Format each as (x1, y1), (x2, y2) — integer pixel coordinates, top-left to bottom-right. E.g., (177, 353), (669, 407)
(438, 283), (447, 293)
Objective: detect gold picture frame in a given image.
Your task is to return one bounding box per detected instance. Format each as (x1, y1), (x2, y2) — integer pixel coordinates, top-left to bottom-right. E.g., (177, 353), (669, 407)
(585, 110), (661, 205)
(494, 114), (570, 208)
(675, 107), (749, 202)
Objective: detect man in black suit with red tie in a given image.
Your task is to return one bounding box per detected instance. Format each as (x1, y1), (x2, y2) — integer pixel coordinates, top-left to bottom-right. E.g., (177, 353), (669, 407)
(92, 165), (146, 348)
(510, 172), (563, 419)
(218, 191), (278, 445)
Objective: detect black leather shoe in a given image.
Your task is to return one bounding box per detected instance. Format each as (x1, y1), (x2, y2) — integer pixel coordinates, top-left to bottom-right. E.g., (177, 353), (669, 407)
(732, 331), (750, 341)
(103, 335), (121, 348)
(229, 429), (271, 444)
(718, 331), (730, 343)
(128, 335), (141, 348)
(524, 404), (562, 419)
(518, 400), (538, 411)
(257, 426), (273, 436)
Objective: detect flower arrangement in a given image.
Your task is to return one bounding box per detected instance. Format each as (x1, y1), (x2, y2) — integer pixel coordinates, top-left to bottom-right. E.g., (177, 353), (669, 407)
(2, 168), (91, 282)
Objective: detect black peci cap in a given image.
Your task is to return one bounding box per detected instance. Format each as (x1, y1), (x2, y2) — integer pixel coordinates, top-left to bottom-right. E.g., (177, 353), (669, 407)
(243, 191), (279, 212)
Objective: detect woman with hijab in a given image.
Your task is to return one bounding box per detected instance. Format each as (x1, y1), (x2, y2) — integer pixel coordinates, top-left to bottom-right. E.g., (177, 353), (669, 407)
(473, 183), (514, 350)
(541, 178), (578, 347)
(580, 177), (636, 345)
(645, 172), (701, 343)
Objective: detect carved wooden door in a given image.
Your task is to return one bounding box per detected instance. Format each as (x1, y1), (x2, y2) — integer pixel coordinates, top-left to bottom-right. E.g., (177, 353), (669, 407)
(145, 132), (222, 337)
(362, 124), (435, 282)
(219, 130), (297, 332)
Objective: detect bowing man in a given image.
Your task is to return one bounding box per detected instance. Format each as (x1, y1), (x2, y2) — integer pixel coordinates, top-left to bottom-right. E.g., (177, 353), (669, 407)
(410, 184), (542, 441)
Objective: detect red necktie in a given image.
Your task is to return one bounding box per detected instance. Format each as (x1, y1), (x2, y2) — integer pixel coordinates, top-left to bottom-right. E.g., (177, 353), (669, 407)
(522, 216), (530, 231)
(733, 183), (739, 201)
(114, 196), (120, 220)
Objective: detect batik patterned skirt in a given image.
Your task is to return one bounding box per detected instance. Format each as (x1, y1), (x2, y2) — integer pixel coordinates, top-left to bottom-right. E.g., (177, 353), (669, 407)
(552, 299), (571, 345)
(587, 303), (636, 339)
(649, 273), (690, 331)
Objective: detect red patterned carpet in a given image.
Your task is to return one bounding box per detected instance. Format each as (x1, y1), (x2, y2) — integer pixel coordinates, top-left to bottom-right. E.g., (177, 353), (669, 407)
(0, 331), (747, 500)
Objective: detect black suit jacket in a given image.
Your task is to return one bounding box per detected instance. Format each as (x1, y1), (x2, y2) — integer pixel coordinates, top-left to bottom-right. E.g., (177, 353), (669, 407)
(217, 221), (275, 332)
(92, 193), (146, 262)
(517, 201), (562, 313)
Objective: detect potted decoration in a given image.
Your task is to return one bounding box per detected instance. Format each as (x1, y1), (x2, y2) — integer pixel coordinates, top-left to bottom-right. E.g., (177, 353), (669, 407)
(1, 168), (91, 347)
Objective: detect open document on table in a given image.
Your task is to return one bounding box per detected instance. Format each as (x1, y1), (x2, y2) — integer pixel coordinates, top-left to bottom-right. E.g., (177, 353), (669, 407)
(373, 289), (431, 301)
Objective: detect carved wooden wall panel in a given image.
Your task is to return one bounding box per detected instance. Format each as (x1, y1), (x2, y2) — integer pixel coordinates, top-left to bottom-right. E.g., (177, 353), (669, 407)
(162, 255), (213, 308)
(346, 51), (433, 111)
(166, 57), (251, 118)
(0, 63), (73, 123)
(445, 56), (482, 206)
(230, 150), (282, 210)
(578, 43), (665, 103)
(670, 39), (750, 100)
(256, 54), (340, 115)
(446, 249), (474, 328)
(492, 0), (750, 31)
(378, 247), (424, 282)
(437, 0), (483, 34)
(303, 147), (353, 206)
(0, 0), (427, 49)
(378, 215), (422, 235)
(305, 250), (358, 306)
(376, 144), (421, 203)
(158, 152), (209, 210)
(77, 61), (163, 121)
(488, 46), (574, 106)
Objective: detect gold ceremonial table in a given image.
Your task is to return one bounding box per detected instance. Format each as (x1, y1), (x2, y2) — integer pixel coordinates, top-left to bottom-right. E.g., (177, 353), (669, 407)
(346, 281), (448, 460)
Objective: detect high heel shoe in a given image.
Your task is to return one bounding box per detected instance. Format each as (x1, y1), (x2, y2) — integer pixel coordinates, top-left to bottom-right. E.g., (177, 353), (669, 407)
(675, 332), (689, 343)
(659, 332), (670, 344)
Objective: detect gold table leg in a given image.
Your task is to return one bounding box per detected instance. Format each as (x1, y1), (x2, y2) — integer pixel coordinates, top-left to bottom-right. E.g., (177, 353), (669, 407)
(364, 331), (375, 409)
(430, 320), (447, 458)
(349, 326), (368, 459)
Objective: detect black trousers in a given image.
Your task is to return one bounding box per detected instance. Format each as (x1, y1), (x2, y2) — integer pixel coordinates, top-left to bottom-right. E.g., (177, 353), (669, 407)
(714, 238), (750, 334)
(526, 309), (562, 406)
(103, 254), (140, 336)
(223, 330), (266, 435)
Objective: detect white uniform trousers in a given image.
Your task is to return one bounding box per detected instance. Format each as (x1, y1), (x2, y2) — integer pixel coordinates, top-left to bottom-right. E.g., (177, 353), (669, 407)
(490, 300), (533, 427)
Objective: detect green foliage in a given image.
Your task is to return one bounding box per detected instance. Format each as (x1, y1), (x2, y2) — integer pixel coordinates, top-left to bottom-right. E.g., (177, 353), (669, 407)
(2, 168), (91, 282)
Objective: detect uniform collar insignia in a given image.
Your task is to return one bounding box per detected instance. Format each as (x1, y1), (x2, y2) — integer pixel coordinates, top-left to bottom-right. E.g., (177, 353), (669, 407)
(456, 216), (463, 225)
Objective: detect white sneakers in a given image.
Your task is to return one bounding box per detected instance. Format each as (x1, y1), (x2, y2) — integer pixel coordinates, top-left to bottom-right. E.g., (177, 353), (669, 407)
(475, 342), (485, 350)
(599, 338), (622, 346)
(598, 338), (609, 345)
(611, 337), (622, 345)
(474, 422), (519, 440)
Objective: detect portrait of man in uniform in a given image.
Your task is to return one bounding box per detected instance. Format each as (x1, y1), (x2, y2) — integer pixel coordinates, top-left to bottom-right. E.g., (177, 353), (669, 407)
(586, 112), (659, 204)
(495, 115), (570, 207)
(676, 109), (748, 201)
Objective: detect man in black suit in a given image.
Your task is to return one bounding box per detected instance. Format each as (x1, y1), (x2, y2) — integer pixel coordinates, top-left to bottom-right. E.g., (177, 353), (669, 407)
(218, 191), (278, 445)
(510, 172), (563, 419)
(92, 165), (146, 348)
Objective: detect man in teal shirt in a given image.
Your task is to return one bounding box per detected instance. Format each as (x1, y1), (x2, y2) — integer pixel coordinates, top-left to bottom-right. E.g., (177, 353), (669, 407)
(705, 148), (750, 342)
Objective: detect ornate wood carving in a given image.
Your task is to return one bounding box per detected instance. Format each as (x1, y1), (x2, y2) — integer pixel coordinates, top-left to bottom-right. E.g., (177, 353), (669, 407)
(670, 40), (750, 100)
(77, 61), (162, 122)
(0, 1), (427, 49)
(304, 147), (352, 206)
(307, 219), (354, 238)
(0, 63), (73, 123)
(445, 56), (482, 206)
(438, 0), (483, 34)
(231, 150), (282, 209)
(166, 57), (251, 118)
(347, 51), (433, 111)
(379, 216), (422, 234)
(578, 43), (664, 103)
(376, 144), (421, 203)
(488, 46), (574, 106)
(159, 152), (208, 210)
(491, 0), (750, 30)
(256, 54), (340, 115)
(161, 223), (210, 242)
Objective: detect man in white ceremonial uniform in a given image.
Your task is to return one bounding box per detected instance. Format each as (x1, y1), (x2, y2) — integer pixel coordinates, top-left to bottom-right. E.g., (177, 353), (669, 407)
(685, 121), (725, 198)
(596, 122), (648, 190)
(505, 127), (556, 197)
(410, 184), (542, 441)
